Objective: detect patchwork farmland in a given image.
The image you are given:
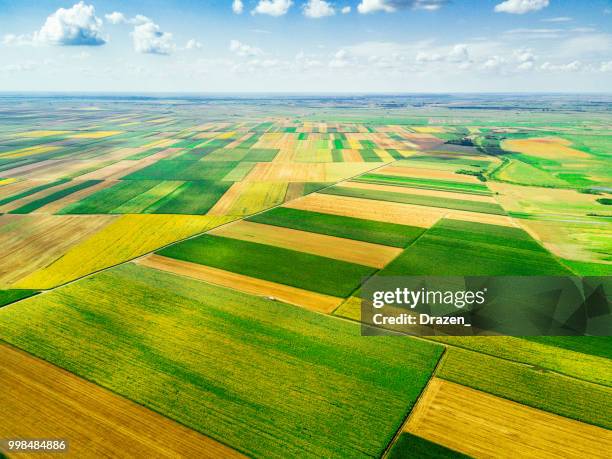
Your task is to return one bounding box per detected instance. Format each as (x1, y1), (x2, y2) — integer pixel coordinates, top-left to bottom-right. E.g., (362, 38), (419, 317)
(0, 95), (610, 458)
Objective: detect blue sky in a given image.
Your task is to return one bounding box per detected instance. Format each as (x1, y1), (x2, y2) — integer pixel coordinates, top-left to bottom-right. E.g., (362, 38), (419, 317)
(0, 0), (611, 92)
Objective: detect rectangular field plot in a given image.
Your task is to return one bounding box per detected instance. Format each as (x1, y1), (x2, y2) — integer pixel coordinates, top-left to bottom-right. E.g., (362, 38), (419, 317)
(158, 234), (376, 297)
(406, 378), (611, 459)
(0, 264), (443, 459)
(354, 173), (492, 195)
(14, 215), (233, 289)
(381, 219), (571, 276)
(123, 160), (239, 181)
(320, 185), (506, 215)
(248, 207), (425, 248)
(0, 344), (244, 458)
(437, 347), (612, 429)
(210, 220), (402, 268)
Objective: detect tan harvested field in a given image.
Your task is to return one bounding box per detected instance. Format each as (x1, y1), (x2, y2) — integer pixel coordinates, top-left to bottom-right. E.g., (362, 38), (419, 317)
(284, 193), (445, 227)
(210, 220), (401, 268)
(376, 165), (482, 183)
(343, 181), (497, 203)
(32, 180), (117, 214)
(0, 343), (244, 459)
(445, 210), (516, 227)
(137, 255), (343, 313)
(0, 214), (115, 287)
(405, 377), (611, 459)
(244, 162), (375, 182)
(0, 159), (74, 180)
(502, 137), (590, 160)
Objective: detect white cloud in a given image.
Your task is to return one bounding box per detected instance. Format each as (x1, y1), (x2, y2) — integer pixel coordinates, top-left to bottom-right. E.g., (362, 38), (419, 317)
(329, 49), (352, 67)
(131, 18), (175, 55)
(253, 0), (293, 16)
(494, 0), (549, 15)
(357, 0), (446, 14)
(232, 0), (244, 14)
(295, 51), (323, 68)
(341, 6), (352, 13)
(186, 39), (203, 50)
(541, 16), (572, 22)
(304, 0), (336, 18)
(2, 33), (32, 46)
(34, 2), (105, 46)
(416, 51), (443, 62)
(503, 28), (562, 39)
(540, 60), (582, 71)
(105, 11), (127, 24)
(600, 61), (612, 72)
(230, 39), (263, 56)
(560, 33), (612, 57)
(448, 44), (470, 63)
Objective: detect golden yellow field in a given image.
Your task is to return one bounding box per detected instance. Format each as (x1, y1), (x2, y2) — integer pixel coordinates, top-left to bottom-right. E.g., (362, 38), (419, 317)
(502, 137), (590, 159)
(211, 182), (288, 216)
(68, 131), (123, 139)
(405, 377), (611, 459)
(285, 193), (445, 227)
(0, 215), (115, 287)
(0, 343), (244, 459)
(137, 255), (343, 313)
(14, 215), (234, 289)
(210, 220), (402, 268)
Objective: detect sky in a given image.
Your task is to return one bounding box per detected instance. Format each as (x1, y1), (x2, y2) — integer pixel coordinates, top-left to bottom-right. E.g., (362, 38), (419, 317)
(0, 0), (611, 92)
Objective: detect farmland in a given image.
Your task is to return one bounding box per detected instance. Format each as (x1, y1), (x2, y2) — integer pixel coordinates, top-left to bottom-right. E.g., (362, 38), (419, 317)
(0, 94), (610, 458)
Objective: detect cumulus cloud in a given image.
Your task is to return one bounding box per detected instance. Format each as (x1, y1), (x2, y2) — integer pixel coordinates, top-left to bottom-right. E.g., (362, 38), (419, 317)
(304, 0), (336, 17)
(329, 49), (352, 68)
(2, 34), (32, 46)
(494, 0), (549, 15)
(540, 60), (582, 71)
(230, 39), (263, 56)
(105, 11), (127, 24)
(341, 6), (352, 13)
(233, 0), (244, 14)
(34, 2), (105, 46)
(357, 0), (447, 14)
(131, 17), (175, 55)
(253, 0), (293, 16)
(186, 39), (203, 50)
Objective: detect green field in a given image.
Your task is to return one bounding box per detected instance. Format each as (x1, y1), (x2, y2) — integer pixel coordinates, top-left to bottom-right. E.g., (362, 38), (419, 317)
(0, 289), (37, 308)
(380, 219), (570, 276)
(247, 207), (425, 248)
(123, 160), (239, 181)
(437, 347), (612, 429)
(353, 174), (492, 195)
(0, 263), (443, 458)
(9, 180), (101, 214)
(387, 433), (470, 459)
(0, 178), (70, 206)
(158, 234), (376, 297)
(145, 181), (232, 214)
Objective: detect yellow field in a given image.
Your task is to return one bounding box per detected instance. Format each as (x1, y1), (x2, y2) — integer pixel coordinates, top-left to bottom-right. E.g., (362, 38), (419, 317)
(244, 162), (375, 182)
(14, 215), (234, 289)
(208, 182), (288, 216)
(405, 377), (611, 459)
(137, 255), (343, 313)
(0, 215), (115, 287)
(411, 126), (447, 133)
(0, 145), (61, 159)
(13, 130), (71, 138)
(502, 137), (590, 160)
(69, 131), (123, 139)
(210, 220), (402, 268)
(285, 193), (445, 227)
(0, 343), (244, 459)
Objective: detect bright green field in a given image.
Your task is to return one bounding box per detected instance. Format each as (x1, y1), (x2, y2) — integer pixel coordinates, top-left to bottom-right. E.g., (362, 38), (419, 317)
(157, 234), (376, 297)
(123, 160), (238, 181)
(0, 289), (37, 308)
(437, 347), (612, 430)
(380, 219), (570, 276)
(247, 207), (425, 248)
(0, 263), (443, 459)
